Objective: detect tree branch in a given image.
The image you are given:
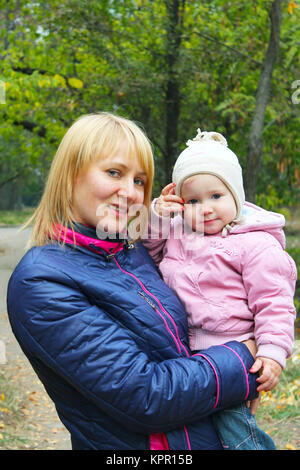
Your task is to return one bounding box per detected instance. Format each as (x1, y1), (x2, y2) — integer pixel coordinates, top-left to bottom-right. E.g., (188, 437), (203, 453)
(189, 30), (263, 66)
(0, 164), (30, 189)
(244, 0), (282, 201)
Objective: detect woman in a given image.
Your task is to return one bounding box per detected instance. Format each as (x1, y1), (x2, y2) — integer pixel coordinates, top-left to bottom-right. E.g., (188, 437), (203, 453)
(7, 113), (258, 450)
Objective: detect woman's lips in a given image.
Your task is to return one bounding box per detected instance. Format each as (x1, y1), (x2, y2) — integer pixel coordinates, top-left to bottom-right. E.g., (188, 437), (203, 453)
(107, 204), (128, 217)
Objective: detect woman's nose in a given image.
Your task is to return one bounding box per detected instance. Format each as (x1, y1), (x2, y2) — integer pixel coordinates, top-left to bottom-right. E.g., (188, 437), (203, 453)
(118, 178), (137, 201)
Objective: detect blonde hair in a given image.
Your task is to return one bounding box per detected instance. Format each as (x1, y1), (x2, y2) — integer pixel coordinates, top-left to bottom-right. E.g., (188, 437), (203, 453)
(25, 112), (154, 248)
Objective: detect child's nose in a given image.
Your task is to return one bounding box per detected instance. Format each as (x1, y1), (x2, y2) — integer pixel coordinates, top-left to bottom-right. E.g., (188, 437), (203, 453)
(202, 203), (213, 215)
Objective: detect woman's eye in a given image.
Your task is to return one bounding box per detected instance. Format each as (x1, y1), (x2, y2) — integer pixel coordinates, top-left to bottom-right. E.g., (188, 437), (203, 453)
(134, 178), (145, 186)
(107, 169), (119, 177)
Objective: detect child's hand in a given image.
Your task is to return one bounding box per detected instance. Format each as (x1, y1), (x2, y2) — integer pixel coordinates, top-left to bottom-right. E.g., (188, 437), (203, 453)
(155, 183), (185, 217)
(250, 356), (282, 392)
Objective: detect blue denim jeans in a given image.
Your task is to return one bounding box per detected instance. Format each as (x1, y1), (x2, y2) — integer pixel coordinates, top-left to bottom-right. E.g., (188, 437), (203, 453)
(212, 403), (276, 450)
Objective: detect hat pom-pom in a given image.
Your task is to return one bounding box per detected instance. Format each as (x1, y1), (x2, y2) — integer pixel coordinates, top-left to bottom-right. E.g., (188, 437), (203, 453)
(186, 128), (228, 147)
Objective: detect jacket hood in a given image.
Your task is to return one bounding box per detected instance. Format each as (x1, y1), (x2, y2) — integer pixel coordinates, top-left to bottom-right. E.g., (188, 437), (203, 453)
(230, 202), (286, 248)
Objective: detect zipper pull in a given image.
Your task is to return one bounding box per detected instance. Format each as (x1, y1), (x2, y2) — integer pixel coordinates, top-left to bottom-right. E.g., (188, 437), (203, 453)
(138, 291), (156, 310)
(106, 248), (116, 261)
(124, 240), (135, 250)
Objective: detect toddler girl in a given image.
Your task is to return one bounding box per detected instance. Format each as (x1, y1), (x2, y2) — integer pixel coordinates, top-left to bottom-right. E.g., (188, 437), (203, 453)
(143, 129), (297, 450)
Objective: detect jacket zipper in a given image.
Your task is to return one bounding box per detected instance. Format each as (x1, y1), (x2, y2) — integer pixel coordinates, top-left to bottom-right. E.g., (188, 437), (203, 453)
(113, 256), (191, 450)
(113, 256), (189, 357)
(138, 291), (183, 355)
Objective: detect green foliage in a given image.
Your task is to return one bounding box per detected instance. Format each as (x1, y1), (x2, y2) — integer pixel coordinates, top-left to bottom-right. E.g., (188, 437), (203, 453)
(0, 371), (28, 449)
(0, 208), (35, 225)
(0, 0), (299, 208)
(258, 341), (300, 422)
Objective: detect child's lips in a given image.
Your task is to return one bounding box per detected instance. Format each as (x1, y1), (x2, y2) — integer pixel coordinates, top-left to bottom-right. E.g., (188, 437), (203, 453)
(204, 218), (216, 224)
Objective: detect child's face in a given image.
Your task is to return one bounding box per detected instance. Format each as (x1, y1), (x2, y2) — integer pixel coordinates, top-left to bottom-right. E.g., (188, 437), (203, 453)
(181, 174), (237, 234)
(71, 141), (147, 235)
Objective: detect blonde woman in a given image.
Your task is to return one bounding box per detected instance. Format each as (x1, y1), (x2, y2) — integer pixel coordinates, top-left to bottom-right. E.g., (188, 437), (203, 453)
(7, 113), (258, 450)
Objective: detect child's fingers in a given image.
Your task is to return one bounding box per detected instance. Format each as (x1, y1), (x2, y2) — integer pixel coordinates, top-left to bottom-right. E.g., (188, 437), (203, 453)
(156, 183), (185, 216)
(166, 203), (185, 213)
(160, 183), (185, 204)
(256, 373), (279, 392)
(155, 195), (185, 216)
(257, 378), (277, 392)
(156, 201), (185, 216)
(163, 195), (185, 204)
(249, 358), (263, 374)
(256, 365), (280, 392)
(161, 182), (176, 196)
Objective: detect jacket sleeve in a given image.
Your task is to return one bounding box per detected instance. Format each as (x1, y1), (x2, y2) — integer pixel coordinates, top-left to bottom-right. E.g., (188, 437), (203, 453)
(241, 233), (297, 368)
(141, 199), (171, 266)
(7, 262), (258, 434)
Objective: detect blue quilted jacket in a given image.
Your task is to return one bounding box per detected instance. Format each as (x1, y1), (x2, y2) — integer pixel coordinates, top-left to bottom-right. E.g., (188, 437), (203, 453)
(7, 227), (258, 450)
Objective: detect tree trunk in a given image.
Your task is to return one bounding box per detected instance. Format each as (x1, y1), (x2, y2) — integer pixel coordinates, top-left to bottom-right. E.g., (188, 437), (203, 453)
(244, 0), (281, 202)
(164, 0), (185, 184)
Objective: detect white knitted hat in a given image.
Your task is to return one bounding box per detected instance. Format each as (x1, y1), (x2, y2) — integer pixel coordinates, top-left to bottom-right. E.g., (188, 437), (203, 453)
(172, 129), (245, 224)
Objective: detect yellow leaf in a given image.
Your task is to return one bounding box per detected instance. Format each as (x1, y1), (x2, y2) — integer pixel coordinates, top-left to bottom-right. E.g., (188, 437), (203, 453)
(0, 393), (4, 401)
(0, 407), (10, 413)
(286, 443), (296, 450)
(0, 433), (3, 440)
(287, 1), (297, 15)
(68, 77), (83, 89)
(54, 74), (66, 88)
(285, 395), (296, 405)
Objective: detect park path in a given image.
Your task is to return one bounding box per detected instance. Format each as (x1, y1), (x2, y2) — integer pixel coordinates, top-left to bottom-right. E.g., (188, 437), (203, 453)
(0, 227), (71, 450)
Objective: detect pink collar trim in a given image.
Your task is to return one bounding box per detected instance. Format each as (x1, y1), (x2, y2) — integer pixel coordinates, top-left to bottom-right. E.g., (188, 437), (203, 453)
(55, 224), (125, 255)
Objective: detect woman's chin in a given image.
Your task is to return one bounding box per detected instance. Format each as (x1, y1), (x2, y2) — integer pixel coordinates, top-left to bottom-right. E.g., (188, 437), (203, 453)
(96, 220), (127, 239)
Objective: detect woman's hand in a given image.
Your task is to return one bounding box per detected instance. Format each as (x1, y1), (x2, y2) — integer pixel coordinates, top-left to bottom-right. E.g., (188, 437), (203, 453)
(243, 339), (259, 414)
(155, 183), (185, 217)
(247, 394), (261, 415)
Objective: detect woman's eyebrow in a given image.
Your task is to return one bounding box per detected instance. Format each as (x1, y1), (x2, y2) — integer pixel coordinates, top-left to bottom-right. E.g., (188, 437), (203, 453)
(107, 160), (147, 176)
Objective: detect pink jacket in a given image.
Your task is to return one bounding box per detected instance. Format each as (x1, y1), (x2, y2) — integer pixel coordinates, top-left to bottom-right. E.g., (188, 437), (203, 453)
(143, 201), (297, 368)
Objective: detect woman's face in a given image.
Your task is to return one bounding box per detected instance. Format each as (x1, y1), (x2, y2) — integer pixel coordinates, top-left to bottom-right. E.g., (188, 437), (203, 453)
(71, 142), (147, 236)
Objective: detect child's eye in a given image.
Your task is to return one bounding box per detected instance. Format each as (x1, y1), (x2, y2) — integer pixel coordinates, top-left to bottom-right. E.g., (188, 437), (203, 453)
(212, 194), (221, 199)
(188, 199), (199, 204)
